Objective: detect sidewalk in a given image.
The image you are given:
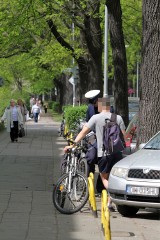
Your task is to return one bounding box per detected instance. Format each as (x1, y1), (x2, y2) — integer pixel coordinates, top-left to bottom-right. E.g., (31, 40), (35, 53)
(0, 112), (159, 240)
(0, 112), (104, 240)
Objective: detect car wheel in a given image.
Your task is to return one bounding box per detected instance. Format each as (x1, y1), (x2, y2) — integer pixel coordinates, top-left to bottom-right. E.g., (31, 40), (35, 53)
(117, 205), (139, 217)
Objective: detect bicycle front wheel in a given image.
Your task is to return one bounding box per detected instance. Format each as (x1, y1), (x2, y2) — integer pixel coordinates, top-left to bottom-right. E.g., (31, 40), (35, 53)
(78, 157), (88, 176)
(52, 172), (88, 214)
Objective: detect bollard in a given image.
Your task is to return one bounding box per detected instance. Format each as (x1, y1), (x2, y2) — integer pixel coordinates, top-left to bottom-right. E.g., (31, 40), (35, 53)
(64, 125), (73, 145)
(101, 190), (111, 240)
(64, 125), (68, 136)
(88, 173), (98, 218)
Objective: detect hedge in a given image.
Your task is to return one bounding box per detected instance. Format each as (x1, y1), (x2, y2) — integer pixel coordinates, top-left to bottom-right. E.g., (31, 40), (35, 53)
(52, 102), (61, 113)
(64, 105), (87, 130)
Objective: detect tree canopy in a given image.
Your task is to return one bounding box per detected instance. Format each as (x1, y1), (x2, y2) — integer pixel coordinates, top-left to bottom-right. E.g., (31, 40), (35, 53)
(0, 0), (142, 118)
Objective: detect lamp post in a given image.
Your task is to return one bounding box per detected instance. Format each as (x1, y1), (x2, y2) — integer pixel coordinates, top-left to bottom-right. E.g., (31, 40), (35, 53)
(71, 2), (76, 107)
(103, 5), (108, 98)
(136, 60), (139, 98)
(72, 20), (76, 107)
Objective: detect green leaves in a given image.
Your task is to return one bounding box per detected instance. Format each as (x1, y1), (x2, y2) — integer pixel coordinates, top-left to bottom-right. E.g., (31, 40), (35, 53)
(121, 0), (142, 79)
(0, 0), (142, 107)
(64, 105), (87, 130)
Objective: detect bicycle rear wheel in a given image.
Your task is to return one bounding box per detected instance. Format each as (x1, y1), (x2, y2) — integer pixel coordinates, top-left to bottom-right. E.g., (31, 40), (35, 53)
(52, 172), (88, 214)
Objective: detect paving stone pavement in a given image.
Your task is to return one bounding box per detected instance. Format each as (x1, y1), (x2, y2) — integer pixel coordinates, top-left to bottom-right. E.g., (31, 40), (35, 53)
(0, 112), (104, 240)
(0, 112), (160, 240)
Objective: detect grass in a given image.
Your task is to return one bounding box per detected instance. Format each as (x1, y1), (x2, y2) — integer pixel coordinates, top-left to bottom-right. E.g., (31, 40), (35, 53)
(48, 109), (62, 122)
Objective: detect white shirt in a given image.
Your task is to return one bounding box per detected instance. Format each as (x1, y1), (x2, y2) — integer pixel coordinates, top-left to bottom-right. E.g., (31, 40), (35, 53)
(12, 106), (18, 121)
(32, 104), (40, 113)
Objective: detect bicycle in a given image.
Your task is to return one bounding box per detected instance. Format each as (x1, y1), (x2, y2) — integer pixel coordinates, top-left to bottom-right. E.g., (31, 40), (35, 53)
(60, 138), (88, 176)
(58, 117), (65, 137)
(52, 142), (89, 214)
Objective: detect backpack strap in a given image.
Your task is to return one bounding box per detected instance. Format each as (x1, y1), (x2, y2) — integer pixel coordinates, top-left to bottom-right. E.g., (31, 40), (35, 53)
(110, 113), (117, 123)
(105, 118), (110, 124)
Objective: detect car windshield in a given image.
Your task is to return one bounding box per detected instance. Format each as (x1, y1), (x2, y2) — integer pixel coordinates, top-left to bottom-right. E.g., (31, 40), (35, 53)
(144, 132), (160, 150)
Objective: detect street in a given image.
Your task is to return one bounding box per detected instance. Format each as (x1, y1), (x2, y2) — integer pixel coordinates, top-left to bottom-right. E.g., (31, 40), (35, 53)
(0, 113), (159, 240)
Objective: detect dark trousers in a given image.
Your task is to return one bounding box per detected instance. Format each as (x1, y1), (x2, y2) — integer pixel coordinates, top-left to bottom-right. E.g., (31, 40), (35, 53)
(33, 113), (39, 122)
(10, 121), (18, 141)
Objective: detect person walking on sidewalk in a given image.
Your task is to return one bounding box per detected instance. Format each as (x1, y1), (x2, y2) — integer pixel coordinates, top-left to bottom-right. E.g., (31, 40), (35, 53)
(64, 97), (126, 210)
(17, 99), (28, 124)
(43, 102), (48, 114)
(1, 99), (23, 142)
(31, 100), (41, 123)
(29, 97), (35, 115)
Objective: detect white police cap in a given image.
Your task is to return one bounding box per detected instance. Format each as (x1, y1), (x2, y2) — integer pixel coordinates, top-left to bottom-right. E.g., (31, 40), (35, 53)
(85, 90), (100, 99)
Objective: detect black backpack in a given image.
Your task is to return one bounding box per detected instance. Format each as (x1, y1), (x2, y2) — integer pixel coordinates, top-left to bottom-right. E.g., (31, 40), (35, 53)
(103, 113), (126, 155)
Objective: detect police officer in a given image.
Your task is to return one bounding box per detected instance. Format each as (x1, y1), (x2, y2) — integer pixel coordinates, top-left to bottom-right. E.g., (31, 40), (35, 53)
(85, 90), (100, 121)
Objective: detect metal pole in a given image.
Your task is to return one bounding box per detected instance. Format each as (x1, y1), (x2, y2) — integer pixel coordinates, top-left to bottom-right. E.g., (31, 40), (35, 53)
(72, 21), (76, 107)
(136, 61), (139, 98)
(103, 5), (108, 98)
(72, 3), (76, 107)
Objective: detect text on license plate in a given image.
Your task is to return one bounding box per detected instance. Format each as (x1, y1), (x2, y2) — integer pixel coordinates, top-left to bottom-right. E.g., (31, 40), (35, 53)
(126, 185), (159, 196)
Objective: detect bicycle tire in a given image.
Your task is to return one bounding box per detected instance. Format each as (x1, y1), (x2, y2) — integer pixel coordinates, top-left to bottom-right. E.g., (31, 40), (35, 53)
(58, 131), (62, 137)
(78, 157), (88, 176)
(52, 172), (88, 214)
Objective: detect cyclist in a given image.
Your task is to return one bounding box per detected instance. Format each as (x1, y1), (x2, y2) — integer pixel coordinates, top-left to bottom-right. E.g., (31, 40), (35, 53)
(64, 97), (126, 210)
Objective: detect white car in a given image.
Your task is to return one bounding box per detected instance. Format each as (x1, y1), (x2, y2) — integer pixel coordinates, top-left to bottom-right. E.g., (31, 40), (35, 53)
(108, 131), (160, 217)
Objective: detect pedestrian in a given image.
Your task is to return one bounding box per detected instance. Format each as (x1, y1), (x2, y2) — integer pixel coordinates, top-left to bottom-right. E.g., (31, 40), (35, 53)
(84, 90), (100, 175)
(85, 90), (100, 121)
(37, 100), (42, 120)
(44, 102), (48, 114)
(64, 97), (126, 210)
(85, 89), (106, 194)
(17, 99), (28, 124)
(29, 97), (35, 115)
(1, 99), (23, 142)
(31, 99), (41, 123)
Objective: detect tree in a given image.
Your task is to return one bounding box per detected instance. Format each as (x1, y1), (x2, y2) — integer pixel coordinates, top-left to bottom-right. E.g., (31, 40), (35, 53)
(44, 0), (104, 97)
(106, 0), (129, 125)
(138, 0), (160, 144)
(0, 0), (142, 117)
(0, 0), (104, 98)
(121, 0), (142, 93)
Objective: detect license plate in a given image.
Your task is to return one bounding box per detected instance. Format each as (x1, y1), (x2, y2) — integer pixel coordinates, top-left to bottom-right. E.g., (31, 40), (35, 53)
(126, 185), (159, 196)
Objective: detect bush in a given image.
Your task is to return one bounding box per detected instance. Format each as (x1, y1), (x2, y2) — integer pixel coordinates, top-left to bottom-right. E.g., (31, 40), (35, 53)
(64, 105), (87, 130)
(48, 101), (53, 109)
(52, 102), (61, 113)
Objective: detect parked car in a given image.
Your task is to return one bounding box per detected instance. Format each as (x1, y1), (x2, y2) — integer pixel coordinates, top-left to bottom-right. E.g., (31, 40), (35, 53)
(124, 113), (138, 155)
(128, 98), (139, 120)
(128, 100), (139, 121)
(108, 131), (160, 217)
(110, 97), (139, 122)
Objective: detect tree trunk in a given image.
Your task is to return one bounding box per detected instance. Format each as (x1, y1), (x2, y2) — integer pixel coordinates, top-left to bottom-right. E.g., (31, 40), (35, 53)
(77, 54), (103, 103)
(47, 0), (103, 103)
(75, 3), (104, 101)
(106, 0), (129, 127)
(55, 74), (73, 108)
(138, 0), (160, 144)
